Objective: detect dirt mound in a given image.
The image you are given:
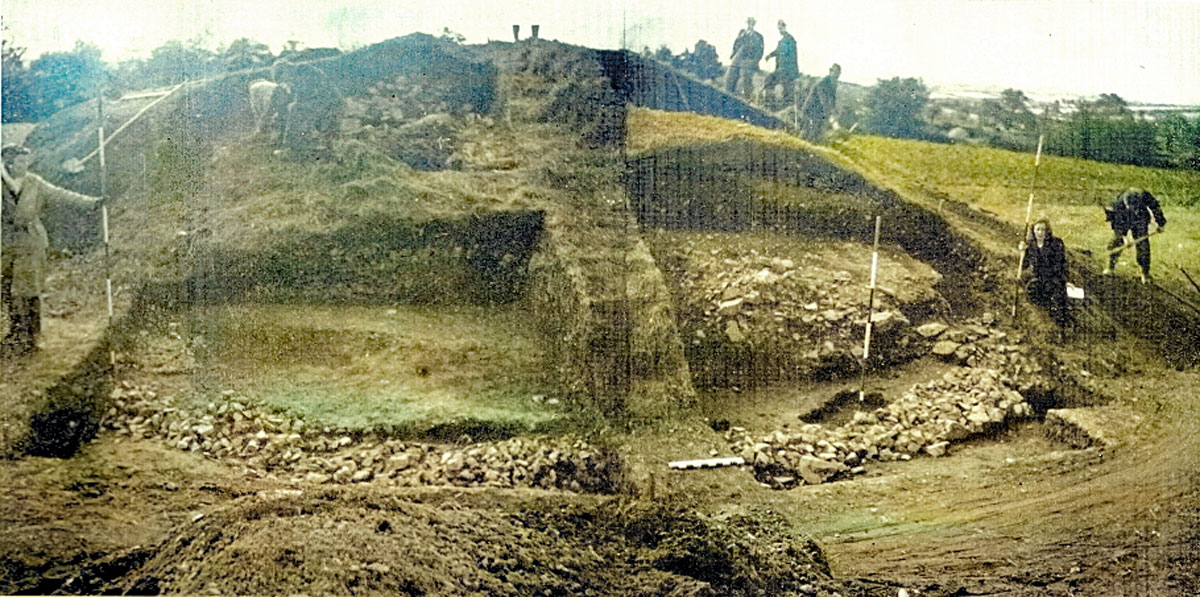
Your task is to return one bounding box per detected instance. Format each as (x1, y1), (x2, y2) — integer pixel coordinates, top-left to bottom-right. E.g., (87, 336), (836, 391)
(119, 492), (837, 596)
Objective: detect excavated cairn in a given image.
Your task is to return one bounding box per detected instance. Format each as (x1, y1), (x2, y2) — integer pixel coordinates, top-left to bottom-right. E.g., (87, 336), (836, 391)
(102, 383), (617, 493)
(729, 320), (1047, 489)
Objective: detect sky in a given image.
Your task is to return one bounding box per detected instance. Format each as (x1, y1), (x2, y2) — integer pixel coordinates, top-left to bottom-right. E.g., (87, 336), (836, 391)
(4, 0), (1199, 105)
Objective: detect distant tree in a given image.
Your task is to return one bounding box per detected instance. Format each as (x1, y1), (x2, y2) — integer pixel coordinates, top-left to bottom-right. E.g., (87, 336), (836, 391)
(983, 88), (1037, 131)
(143, 40), (216, 86)
(2, 34), (34, 122)
(676, 40), (723, 82)
(27, 40), (109, 117)
(109, 57), (147, 96)
(220, 38), (273, 72)
(1156, 115), (1200, 170)
(1092, 93), (1130, 116)
(1045, 96), (1163, 167)
(862, 77), (930, 139)
(652, 45), (673, 63)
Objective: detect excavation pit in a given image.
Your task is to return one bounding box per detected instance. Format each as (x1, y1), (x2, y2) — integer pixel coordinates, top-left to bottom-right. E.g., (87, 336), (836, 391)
(182, 302), (564, 438)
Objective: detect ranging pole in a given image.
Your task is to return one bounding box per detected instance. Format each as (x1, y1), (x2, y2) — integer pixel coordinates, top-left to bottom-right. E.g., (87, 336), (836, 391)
(1011, 134), (1044, 318)
(97, 92), (115, 366)
(859, 215), (882, 401)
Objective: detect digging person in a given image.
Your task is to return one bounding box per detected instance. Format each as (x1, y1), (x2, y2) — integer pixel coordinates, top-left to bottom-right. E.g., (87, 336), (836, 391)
(1103, 187), (1166, 284)
(1020, 219), (1070, 333)
(724, 17), (764, 98)
(1, 144), (105, 357)
(762, 20), (799, 108)
(798, 63), (840, 141)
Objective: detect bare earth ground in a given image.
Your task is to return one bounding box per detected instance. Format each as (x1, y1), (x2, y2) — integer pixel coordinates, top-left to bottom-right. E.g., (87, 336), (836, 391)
(3, 85), (1199, 594)
(5, 300), (1195, 595)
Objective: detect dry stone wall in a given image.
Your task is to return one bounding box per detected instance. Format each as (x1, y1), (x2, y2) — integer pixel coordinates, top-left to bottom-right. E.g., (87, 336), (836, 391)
(728, 317), (1059, 489)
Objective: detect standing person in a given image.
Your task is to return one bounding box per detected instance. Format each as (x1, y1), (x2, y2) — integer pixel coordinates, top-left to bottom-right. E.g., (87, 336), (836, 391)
(762, 20), (799, 106)
(798, 63), (841, 140)
(1103, 187), (1166, 284)
(1, 144), (104, 357)
(724, 17), (764, 98)
(1020, 219), (1069, 330)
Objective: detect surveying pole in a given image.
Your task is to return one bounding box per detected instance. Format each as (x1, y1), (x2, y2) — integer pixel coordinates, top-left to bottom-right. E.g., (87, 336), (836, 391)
(859, 215), (882, 401)
(97, 92), (115, 367)
(1010, 134), (1044, 318)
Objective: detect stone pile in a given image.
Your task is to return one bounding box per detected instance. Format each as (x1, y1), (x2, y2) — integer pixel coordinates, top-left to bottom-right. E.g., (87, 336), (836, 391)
(688, 256), (908, 348)
(653, 234), (957, 387)
(664, 245), (928, 385)
(916, 317), (1054, 397)
(102, 382), (617, 493)
(727, 367), (1034, 488)
(344, 74), (479, 128)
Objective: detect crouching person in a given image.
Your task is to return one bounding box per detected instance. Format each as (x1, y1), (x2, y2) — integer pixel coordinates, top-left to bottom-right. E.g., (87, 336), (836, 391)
(1020, 219), (1070, 335)
(2, 144), (104, 357)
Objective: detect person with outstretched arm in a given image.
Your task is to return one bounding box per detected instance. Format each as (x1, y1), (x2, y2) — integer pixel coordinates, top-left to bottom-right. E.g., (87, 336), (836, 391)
(2, 144), (105, 357)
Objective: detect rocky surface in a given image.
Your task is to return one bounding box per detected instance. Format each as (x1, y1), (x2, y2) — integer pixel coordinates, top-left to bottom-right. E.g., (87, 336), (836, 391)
(722, 315), (1059, 490)
(1044, 405), (1144, 450)
(729, 366), (1035, 488)
(652, 231), (946, 385)
(102, 382), (617, 493)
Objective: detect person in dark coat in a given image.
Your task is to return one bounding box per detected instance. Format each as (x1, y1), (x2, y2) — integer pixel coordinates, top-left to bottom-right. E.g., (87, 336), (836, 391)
(1021, 219), (1069, 329)
(762, 20), (799, 105)
(1103, 187), (1166, 284)
(798, 63), (840, 140)
(724, 17), (764, 97)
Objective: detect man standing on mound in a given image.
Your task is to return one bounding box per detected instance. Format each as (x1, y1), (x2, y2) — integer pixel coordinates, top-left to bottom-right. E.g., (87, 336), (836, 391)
(725, 17), (764, 98)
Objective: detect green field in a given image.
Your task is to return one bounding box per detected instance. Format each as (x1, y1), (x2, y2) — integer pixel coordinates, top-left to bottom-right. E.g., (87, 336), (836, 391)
(836, 135), (1200, 285)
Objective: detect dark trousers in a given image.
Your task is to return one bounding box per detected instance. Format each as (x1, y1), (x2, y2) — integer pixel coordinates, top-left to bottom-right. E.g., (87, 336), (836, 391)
(2, 261), (39, 356)
(724, 65), (755, 96)
(1027, 278), (1070, 328)
(762, 71), (797, 96)
(1107, 223), (1151, 275)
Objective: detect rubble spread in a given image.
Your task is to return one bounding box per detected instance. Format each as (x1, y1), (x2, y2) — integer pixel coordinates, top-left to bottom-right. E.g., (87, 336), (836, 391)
(102, 383), (617, 493)
(730, 366), (1035, 488)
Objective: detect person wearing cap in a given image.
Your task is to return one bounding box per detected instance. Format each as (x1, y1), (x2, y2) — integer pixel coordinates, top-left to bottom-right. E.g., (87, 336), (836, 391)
(798, 63), (841, 141)
(762, 20), (799, 106)
(1103, 187), (1166, 284)
(2, 144), (104, 357)
(724, 17), (764, 97)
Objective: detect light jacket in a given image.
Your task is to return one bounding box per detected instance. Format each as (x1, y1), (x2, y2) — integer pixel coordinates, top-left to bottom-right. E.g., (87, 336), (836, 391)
(2, 172), (102, 297)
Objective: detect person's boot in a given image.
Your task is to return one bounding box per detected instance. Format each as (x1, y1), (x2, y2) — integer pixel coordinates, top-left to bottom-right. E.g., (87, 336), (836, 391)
(1140, 270), (1150, 285)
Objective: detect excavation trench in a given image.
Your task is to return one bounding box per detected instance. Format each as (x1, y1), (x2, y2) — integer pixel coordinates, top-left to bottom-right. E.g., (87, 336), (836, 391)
(625, 140), (1100, 491)
(626, 141), (991, 389)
